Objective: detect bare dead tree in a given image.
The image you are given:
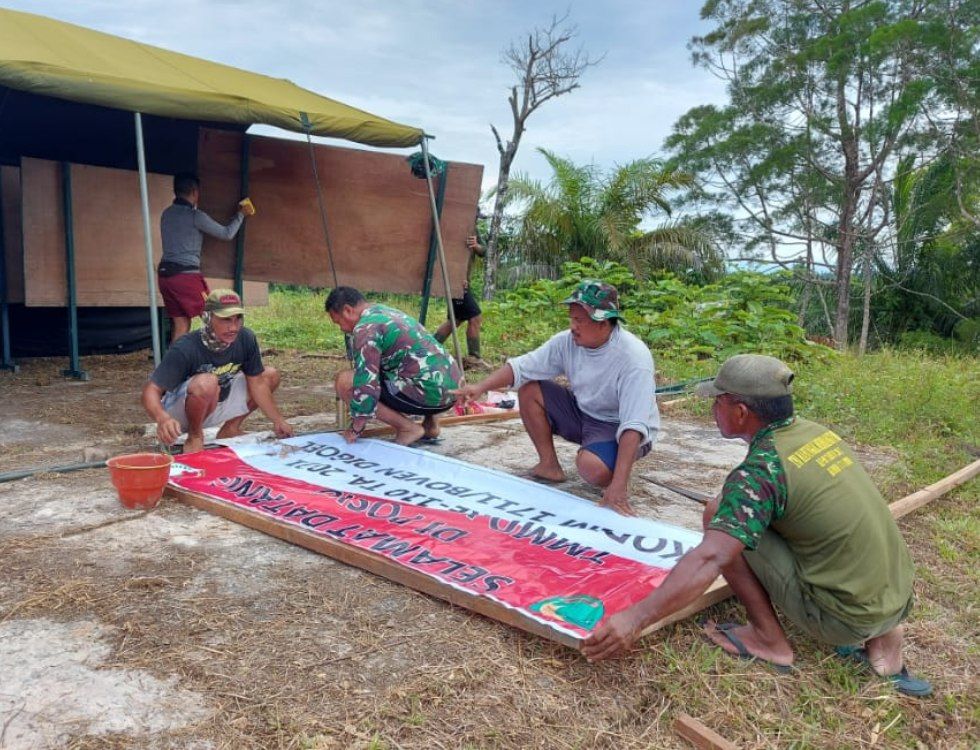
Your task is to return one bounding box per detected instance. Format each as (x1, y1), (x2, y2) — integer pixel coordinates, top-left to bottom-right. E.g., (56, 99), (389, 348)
(482, 13), (601, 300)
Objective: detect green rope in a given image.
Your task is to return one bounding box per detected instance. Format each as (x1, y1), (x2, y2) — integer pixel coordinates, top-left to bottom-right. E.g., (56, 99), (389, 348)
(407, 151), (446, 179)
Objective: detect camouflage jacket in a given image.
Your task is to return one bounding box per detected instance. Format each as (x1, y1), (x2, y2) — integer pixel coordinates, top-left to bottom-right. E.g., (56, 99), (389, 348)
(707, 416), (794, 549)
(350, 304), (461, 429)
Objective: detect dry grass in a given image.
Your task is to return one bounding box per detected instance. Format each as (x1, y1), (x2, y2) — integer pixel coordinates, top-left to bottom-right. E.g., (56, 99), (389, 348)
(1, 353), (978, 749)
(0, 479), (975, 749)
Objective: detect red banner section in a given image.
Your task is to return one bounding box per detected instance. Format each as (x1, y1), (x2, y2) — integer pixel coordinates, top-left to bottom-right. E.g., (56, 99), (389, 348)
(170, 447), (674, 640)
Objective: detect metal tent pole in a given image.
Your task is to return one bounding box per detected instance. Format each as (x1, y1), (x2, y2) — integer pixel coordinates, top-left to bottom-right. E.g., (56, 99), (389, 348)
(0, 172), (18, 372)
(234, 133), (251, 298)
(60, 162), (88, 380)
(418, 164), (449, 327)
(419, 137), (463, 369)
(301, 113), (349, 429)
(135, 112), (162, 366)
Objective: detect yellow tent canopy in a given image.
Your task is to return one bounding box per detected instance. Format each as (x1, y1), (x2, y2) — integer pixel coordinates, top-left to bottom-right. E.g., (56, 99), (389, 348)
(0, 7), (424, 148)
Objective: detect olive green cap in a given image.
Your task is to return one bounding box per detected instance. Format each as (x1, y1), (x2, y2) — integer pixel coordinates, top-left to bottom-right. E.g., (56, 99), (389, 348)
(696, 354), (795, 399)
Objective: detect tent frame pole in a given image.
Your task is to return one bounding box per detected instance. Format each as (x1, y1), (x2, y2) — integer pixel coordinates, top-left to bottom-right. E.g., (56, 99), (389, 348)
(135, 112), (162, 366)
(60, 162), (88, 380)
(234, 133), (251, 298)
(301, 114), (350, 430)
(419, 137), (463, 369)
(418, 164), (449, 326)
(0, 172), (18, 372)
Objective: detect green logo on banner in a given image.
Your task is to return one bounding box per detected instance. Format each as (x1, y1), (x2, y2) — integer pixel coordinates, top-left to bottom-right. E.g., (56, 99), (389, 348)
(530, 595), (605, 630)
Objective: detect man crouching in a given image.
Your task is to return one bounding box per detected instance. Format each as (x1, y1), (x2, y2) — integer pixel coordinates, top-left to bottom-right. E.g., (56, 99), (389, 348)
(141, 289), (294, 454)
(325, 286), (462, 446)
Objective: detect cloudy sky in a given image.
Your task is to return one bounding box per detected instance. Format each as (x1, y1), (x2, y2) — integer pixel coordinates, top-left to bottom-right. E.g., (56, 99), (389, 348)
(6, 1), (727, 196)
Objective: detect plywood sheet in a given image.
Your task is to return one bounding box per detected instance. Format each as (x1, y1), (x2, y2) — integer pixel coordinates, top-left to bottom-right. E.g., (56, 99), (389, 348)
(20, 158), (267, 307)
(22, 158), (167, 307)
(1, 165), (24, 303)
(197, 128), (482, 295)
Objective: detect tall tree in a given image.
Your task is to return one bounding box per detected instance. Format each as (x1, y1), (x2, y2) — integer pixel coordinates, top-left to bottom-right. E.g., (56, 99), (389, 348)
(915, 0), (979, 230)
(483, 13), (601, 300)
(667, 0), (937, 348)
(508, 148), (721, 278)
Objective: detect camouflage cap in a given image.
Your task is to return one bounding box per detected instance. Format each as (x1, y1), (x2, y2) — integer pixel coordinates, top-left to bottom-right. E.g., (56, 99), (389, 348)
(696, 354), (795, 399)
(561, 279), (623, 322)
(204, 289), (245, 318)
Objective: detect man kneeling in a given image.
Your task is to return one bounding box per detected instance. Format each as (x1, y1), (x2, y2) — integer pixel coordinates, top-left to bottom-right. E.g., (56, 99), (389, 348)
(142, 289), (294, 454)
(582, 354), (931, 697)
(325, 286), (462, 445)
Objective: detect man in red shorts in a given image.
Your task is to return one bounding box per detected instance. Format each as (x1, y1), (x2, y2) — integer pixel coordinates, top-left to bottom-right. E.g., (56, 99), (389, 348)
(158, 173), (253, 342)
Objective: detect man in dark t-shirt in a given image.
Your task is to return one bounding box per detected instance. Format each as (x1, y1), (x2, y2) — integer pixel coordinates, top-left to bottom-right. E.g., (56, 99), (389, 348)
(142, 289), (294, 454)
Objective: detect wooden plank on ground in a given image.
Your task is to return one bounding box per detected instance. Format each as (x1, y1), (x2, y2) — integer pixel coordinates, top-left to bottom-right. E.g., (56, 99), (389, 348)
(889, 458), (980, 520)
(167, 484), (581, 649)
(673, 713), (739, 750)
(196, 128), (483, 295)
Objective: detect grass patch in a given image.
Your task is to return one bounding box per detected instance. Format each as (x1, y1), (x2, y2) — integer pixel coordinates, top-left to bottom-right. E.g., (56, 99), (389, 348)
(248, 287), (978, 494)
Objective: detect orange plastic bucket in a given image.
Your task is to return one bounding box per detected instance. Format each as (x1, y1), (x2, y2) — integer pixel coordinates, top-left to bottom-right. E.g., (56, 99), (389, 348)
(106, 452), (173, 510)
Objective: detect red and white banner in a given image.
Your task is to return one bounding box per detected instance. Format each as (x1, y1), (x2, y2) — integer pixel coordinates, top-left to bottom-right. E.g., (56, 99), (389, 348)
(169, 433), (701, 642)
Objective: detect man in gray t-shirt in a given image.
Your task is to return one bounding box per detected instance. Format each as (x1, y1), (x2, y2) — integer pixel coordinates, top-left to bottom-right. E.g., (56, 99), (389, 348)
(454, 280), (658, 515)
(158, 173), (252, 343)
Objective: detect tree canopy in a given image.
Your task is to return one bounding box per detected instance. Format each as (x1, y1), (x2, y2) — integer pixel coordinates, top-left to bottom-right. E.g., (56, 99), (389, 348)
(508, 148), (722, 279)
(666, 0), (978, 348)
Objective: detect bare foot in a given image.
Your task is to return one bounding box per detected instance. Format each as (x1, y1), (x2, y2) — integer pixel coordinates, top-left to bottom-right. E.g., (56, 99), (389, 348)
(183, 435), (205, 454)
(216, 423), (246, 439)
(704, 620), (794, 667)
(394, 422), (426, 446)
(529, 460), (566, 483)
(422, 415), (440, 439)
(865, 625), (904, 676)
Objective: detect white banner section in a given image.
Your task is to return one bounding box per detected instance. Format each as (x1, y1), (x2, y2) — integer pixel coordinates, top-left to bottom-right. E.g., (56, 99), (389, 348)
(228, 433), (702, 568)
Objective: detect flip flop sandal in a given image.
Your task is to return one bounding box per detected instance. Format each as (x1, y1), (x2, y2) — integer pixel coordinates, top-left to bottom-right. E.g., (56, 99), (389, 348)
(834, 646), (933, 697)
(706, 622), (794, 674)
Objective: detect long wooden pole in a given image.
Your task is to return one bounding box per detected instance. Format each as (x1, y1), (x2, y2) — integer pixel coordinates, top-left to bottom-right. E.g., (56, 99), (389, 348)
(888, 458), (980, 520)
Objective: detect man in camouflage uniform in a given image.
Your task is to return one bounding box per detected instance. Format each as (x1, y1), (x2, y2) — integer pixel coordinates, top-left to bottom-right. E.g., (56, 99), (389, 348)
(582, 354), (931, 697)
(325, 287), (462, 446)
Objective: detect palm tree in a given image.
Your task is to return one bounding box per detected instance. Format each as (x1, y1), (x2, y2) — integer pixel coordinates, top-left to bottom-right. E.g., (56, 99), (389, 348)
(506, 148), (720, 279)
(881, 153), (979, 337)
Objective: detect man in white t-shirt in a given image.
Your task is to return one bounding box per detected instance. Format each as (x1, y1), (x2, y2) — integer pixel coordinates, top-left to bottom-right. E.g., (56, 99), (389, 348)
(454, 279), (658, 515)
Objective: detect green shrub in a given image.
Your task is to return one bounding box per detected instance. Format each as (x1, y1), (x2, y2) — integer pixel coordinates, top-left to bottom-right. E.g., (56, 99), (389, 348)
(486, 259), (831, 367)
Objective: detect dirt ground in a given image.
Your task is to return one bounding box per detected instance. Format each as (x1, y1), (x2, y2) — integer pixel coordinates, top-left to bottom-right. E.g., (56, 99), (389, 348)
(0, 352), (976, 749)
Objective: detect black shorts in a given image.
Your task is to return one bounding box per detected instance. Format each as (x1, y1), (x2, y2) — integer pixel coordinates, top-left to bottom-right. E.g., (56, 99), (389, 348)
(379, 380), (451, 417)
(450, 289), (481, 323)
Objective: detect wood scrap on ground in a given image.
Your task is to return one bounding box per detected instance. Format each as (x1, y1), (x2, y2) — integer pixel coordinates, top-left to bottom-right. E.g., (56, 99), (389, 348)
(673, 713), (739, 750)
